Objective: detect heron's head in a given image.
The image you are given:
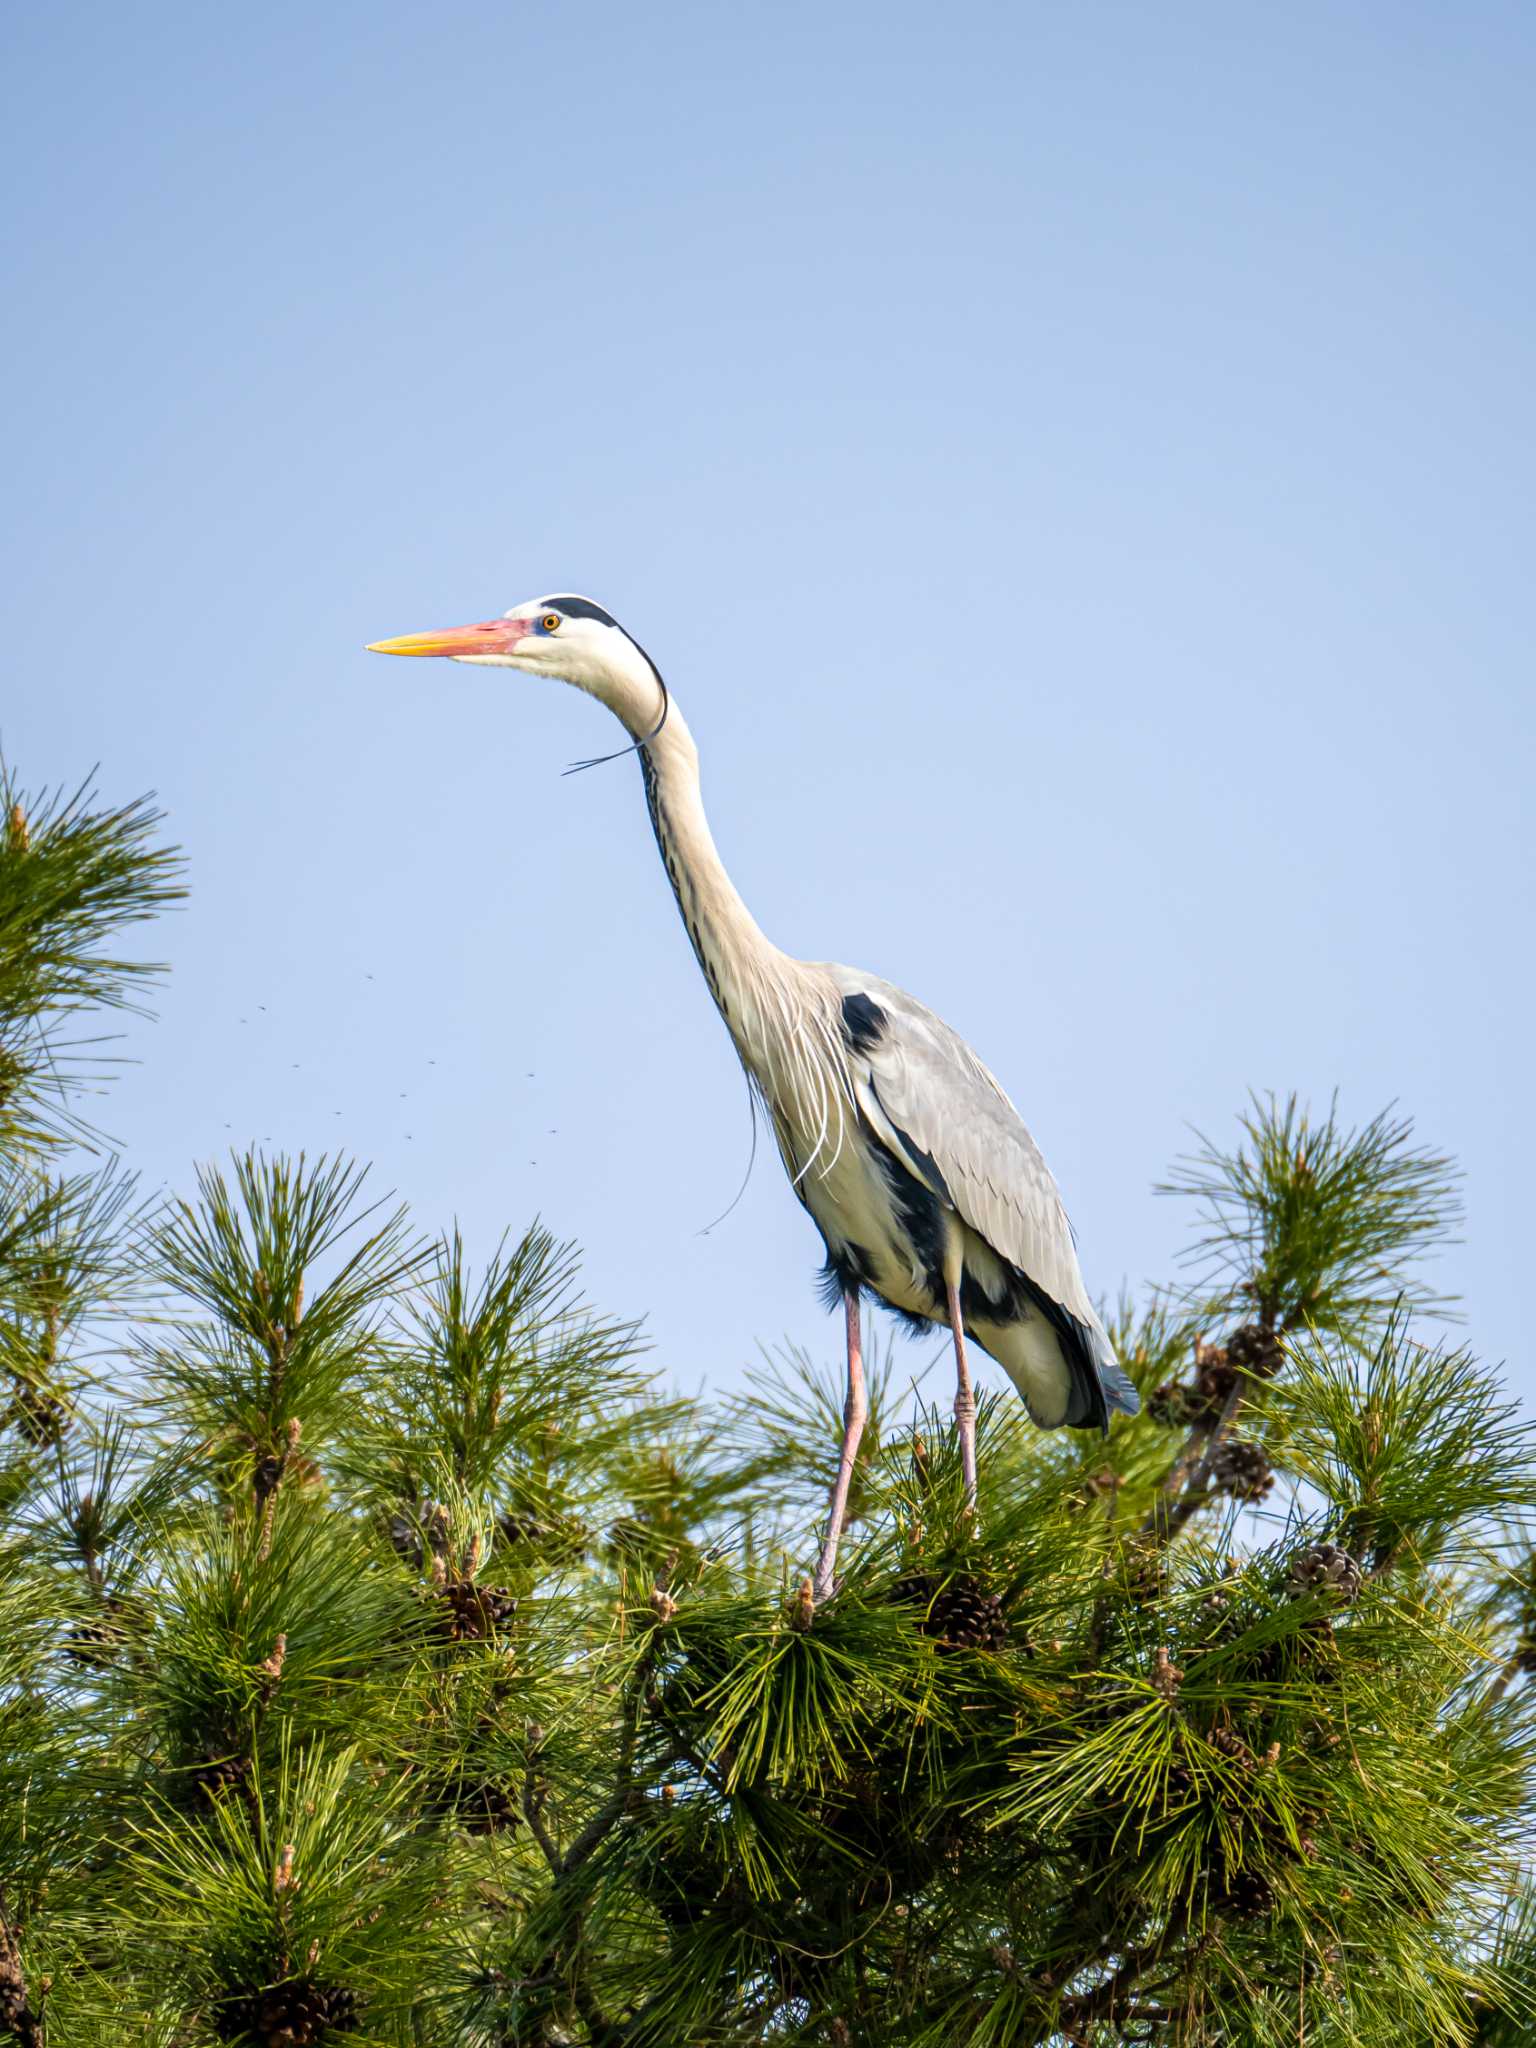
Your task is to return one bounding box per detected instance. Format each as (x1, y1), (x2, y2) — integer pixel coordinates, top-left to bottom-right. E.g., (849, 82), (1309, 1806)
(367, 594), (662, 730)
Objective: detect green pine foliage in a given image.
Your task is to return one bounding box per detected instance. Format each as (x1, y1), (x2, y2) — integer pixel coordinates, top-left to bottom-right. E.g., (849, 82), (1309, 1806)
(1, 764), (1534, 2047)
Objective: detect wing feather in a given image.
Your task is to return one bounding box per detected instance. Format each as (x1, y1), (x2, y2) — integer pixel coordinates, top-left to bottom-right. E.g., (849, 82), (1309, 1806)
(831, 968), (1101, 1327)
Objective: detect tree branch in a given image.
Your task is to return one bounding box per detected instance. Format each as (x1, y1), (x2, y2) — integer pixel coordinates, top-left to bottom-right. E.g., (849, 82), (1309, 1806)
(1049, 1932), (1174, 2041)
(521, 1730), (562, 1874)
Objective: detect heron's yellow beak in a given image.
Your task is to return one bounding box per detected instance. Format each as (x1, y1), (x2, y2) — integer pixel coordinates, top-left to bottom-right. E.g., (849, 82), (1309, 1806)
(367, 619), (528, 657)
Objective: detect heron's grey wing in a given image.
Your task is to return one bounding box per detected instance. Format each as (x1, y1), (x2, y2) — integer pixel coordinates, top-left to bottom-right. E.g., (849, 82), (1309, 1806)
(828, 967), (1138, 1424)
(831, 971), (1090, 1319)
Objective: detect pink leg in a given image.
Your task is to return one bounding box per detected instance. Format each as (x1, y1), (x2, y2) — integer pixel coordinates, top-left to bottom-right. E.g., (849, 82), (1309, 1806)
(946, 1276), (978, 1513)
(812, 1290), (867, 1605)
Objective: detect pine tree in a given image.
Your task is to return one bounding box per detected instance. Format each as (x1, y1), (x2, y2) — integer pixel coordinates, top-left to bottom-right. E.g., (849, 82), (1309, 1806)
(1, 760), (1533, 2046)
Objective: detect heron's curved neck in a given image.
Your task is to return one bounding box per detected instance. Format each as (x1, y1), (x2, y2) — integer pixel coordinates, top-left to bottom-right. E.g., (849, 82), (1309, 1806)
(635, 703), (792, 1060)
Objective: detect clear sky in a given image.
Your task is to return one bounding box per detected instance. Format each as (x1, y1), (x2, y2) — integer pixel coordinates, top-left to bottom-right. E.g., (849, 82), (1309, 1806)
(4, 2), (1531, 1407)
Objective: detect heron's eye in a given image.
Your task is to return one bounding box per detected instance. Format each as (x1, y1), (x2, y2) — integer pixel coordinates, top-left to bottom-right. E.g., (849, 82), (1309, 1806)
(541, 613), (562, 633)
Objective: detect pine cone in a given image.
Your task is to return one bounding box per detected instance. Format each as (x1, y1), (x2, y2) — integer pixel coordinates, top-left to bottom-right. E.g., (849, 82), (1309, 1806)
(251, 1451), (284, 1502)
(1191, 1354), (1238, 1421)
(212, 1977), (358, 2044)
(388, 1500), (454, 1570)
(891, 1572), (1009, 1651)
(1215, 1865), (1276, 1919)
(1286, 1542), (1363, 1603)
(189, 1748), (253, 1807)
(64, 1591), (142, 1669)
(1227, 1324), (1285, 1379)
(5, 1380), (70, 1446)
(386, 1511), (424, 1568)
(434, 1580), (517, 1642)
(1207, 1725), (1255, 1767)
(1147, 1381), (1194, 1427)
(1208, 1438), (1274, 1501)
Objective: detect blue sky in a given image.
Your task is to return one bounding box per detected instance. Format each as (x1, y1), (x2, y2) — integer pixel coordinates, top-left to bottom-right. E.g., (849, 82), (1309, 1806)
(4, 1), (1532, 1407)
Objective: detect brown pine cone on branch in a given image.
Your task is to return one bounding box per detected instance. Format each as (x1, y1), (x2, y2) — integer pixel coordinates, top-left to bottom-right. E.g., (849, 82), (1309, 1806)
(64, 1591), (144, 1670)
(1214, 1864), (1277, 1919)
(212, 1978), (358, 2045)
(1208, 1438), (1275, 1502)
(1146, 1376), (1196, 1425)
(890, 1572), (1009, 1651)
(1207, 1725), (1256, 1767)
(1191, 1352), (1239, 1420)
(1286, 1542), (1364, 1604)
(434, 1580), (517, 1642)
(187, 1746), (253, 1808)
(4, 1379), (70, 1446)
(1147, 1380), (1194, 1426)
(387, 1500), (453, 1570)
(1227, 1323), (1286, 1379)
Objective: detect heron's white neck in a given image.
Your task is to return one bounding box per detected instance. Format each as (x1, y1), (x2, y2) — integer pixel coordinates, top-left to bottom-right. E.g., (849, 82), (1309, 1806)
(633, 701), (797, 1072)
(618, 688), (856, 1185)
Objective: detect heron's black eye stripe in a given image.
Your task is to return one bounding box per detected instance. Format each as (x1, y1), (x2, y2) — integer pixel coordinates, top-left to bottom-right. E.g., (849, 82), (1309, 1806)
(542, 595), (621, 628)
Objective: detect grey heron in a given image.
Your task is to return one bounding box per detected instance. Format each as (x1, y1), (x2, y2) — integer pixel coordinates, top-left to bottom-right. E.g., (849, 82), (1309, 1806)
(369, 596), (1138, 1601)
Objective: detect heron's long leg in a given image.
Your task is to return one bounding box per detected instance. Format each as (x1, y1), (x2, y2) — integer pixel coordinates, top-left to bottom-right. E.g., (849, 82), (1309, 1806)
(812, 1288), (867, 1606)
(945, 1275), (979, 1513)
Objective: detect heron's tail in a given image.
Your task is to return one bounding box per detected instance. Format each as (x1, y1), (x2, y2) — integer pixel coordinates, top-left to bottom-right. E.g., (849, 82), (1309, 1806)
(1066, 1313), (1141, 1436)
(1094, 1346), (1142, 1421)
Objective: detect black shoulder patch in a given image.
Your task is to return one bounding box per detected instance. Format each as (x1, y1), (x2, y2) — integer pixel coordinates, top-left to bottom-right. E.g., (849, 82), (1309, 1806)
(544, 595), (621, 629)
(840, 992), (887, 1054)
